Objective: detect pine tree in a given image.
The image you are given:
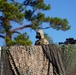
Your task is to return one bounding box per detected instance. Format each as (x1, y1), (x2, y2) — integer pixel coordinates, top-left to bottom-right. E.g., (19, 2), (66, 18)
(0, 0), (70, 46)
(13, 33), (32, 46)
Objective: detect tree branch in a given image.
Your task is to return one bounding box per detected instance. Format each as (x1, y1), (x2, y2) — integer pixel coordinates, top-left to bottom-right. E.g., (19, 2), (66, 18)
(12, 31), (21, 35)
(11, 24), (32, 33)
(38, 26), (51, 29)
(0, 35), (5, 38)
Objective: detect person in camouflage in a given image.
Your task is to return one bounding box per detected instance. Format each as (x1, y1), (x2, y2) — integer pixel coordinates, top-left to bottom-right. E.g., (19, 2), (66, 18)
(35, 29), (66, 75)
(35, 29), (49, 45)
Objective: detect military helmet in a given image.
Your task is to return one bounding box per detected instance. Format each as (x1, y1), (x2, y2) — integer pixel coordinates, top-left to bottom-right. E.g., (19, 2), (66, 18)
(36, 29), (44, 39)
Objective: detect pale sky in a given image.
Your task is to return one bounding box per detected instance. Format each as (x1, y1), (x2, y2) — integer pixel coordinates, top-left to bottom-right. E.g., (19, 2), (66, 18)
(0, 0), (76, 46)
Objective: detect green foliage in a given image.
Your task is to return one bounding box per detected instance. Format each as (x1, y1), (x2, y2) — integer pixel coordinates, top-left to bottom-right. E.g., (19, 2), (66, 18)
(13, 33), (32, 46)
(0, 0), (24, 22)
(50, 17), (70, 31)
(44, 33), (53, 44)
(4, 33), (32, 46)
(24, 0), (70, 30)
(5, 37), (13, 46)
(34, 1), (50, 10)
(0, 0), (71, 46)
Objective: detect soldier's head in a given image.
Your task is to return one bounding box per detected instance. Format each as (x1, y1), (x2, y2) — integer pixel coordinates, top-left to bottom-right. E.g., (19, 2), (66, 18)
(35, 29), (44, 39)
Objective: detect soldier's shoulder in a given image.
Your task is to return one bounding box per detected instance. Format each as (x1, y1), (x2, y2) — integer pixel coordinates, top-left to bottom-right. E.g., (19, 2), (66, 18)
(35, 40), (40, 45)
(42, 38), (49, 44)
(35, 40), (39, 42)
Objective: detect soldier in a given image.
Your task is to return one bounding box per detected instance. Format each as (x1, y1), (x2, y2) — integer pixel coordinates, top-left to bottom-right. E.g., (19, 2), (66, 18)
(35, 29), (49, 45)
(35, 29), (66, 75)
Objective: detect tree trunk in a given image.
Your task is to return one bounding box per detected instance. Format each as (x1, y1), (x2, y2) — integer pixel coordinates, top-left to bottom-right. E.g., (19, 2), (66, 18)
(3, 19), (11, 46)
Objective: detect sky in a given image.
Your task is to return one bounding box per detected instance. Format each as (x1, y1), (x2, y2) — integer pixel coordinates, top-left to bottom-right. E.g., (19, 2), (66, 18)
(42, 0), (76, 44)
(24, 0), (76, 45)
(0, 0), (76, 46)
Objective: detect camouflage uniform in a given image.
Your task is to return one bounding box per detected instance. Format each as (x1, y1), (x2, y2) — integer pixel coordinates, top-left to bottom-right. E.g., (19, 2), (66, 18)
(35, 30), (49, 45)
(35, 38), (49, 45)
(35, 30), (66, 75)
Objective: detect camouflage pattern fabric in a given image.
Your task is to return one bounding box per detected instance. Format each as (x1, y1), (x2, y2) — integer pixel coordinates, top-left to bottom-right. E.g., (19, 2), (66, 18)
(35, 38), (49, 45)
(42, 44), (66, 75)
